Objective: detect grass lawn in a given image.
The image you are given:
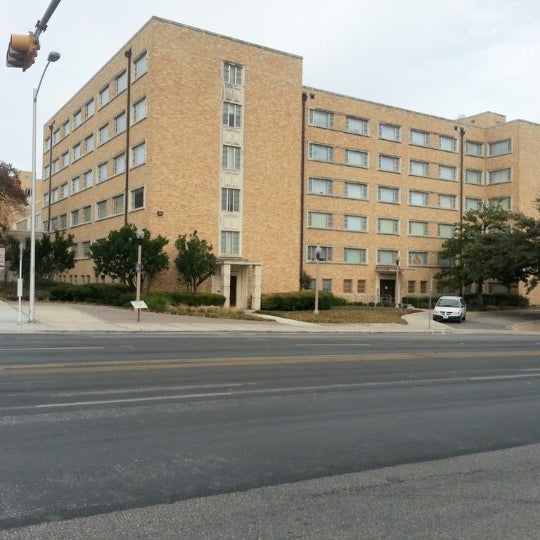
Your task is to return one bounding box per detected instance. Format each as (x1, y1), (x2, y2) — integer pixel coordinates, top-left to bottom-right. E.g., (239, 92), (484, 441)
(259, 306), (418, 324)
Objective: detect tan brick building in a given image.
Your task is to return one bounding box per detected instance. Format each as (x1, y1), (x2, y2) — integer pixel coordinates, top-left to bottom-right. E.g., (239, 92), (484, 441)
(28, 16), (540, 306)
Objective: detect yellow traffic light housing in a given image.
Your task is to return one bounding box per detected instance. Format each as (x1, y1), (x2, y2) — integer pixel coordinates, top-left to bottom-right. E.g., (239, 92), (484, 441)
(6, 32), (40, 71)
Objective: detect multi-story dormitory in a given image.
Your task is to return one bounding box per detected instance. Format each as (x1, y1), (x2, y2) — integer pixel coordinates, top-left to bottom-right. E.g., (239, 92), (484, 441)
(19, 16), (540, 308)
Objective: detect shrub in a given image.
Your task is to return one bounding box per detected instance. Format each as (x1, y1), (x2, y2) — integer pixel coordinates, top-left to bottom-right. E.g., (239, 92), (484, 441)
(260, 290), (344, 311)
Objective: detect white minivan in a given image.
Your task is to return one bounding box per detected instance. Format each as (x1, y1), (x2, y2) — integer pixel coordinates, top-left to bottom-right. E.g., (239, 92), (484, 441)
(432, 296), (467, 323)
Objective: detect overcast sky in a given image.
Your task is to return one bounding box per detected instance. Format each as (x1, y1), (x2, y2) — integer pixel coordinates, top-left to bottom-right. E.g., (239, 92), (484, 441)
(2, 0), (540, 172)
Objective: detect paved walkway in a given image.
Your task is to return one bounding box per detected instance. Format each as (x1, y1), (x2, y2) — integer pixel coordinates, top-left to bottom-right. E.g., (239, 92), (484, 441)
(0, 300), (539, 334)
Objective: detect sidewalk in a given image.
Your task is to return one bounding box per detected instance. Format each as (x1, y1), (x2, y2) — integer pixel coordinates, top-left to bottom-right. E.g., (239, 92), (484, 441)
(0, 299), (457, 334)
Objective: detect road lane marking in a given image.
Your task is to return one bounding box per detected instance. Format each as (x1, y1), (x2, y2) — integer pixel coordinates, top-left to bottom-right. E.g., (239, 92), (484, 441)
(1, 350), (538, 376)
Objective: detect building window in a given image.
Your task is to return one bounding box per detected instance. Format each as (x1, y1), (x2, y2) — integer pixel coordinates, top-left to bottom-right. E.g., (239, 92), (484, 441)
(43, 164), (50, 180)
(73, 143), (81, 161)
(220, 230), (240, 255)
(488, 139), (512, 156)
(82, 205), (92, 223)
(223, 102), (242, 128)
(377, 249), (398, 265)
(439, 165), (456, 181)
(347, 117), (368, 135)
(345, 149), (368, 168)
(86, 98), (95, 118)
(438, 194), (456, 209)
(308, 212), (333, 229)
(221, 188), (240, 212)
(410, 160), (429, 177)
(378, 154), (400, 172)
(322, 279), (332, 292)
(466, 169), (483, 185)
(71, 176), (80, 194)
(343, 279), (353, 293)
(409, 190), (429, 207)
(99, 86), (110, 107)
(438, 253), (454, 267)
(310, 109), (333, 129)
(222, 145), (241, 170)
(409, 251), (428, 266)
(223, 62), (242, 85)
(62, 120), (70, 137)
(466, 197), (483, 211)
(43, 192), (49, 207)
(53, 129), (61, 145)
(62, 151), (69, 168)
(408, 280), (416, 294)
(345, 182), (367, 200)
(344, 248), (366, 264)
(308, 245), (332, 261)
(116, 70), (127, 94)
(84, 169), (93, 189)
(378, 186), (399, 203)
(44, 138), (51, 152)
(132, 142), (147, 167)
(97, 200), (107, 219)
(131, 187), (144, 209)
(85, 134), (94, 153)
(439, 135), (457, 152)
(98, 124), (109, 145)
(466, 140), (483, 156)
(308, 177), (333, 195)
(115, 111), (127, 134)
(82, 241), (91, 258)
(134, 52), (148, 79)
(309, 143), (333, 162)
(488, 196), (511, 210)
(357, 280), (366, 293)
(377, 218), (399, 234)
(410, 129), (429, 147)
(488, 168), (511, 184)
(438, 223), (455, 238)
(344, 215), (367, 232)
(420, 281), (428, 294)
(60, 183), (68, 199)
(98, 162), (108, 182)
(51, 188), (58, 203)
(113, 194), (124, 215)
(133, 97), (147, 123)
(113, 153), (126, 175)
(71, 209), (79, 226)
(379, 123), (400, 141)
(52, 159), (59, 174)
(409, 221), (428, 236)
(73, 110), (82, 129)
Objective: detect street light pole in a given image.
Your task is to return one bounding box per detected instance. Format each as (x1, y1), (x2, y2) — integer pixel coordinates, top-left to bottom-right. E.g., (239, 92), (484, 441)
(135, 227), (144, 322)
(313, 245), (322, 314)
(455, 125), (465, 297)
(395, 257), (401, 308)
(28, 51), (60, 323)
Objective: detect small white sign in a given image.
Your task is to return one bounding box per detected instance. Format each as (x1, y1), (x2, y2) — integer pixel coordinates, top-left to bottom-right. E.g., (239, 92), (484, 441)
(130, 300), (148, 310)
(0, 247), (5, 270)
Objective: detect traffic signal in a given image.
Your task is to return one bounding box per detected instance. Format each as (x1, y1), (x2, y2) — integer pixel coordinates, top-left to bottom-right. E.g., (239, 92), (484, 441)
(6, 32), (40, 71)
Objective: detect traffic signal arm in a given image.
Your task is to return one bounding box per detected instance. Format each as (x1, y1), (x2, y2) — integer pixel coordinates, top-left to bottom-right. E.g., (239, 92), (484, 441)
(6, 33), (40, 71)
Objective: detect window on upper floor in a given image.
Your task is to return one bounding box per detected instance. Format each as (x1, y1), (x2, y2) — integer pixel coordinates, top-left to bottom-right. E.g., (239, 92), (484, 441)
(221, 188), (240, 212)
(345, 182), (368, 200)
(465, 197), (483, 211)
(409, 190), (429, 207)
(378, 186), (399, 203)
(84, 169), (94, 189)
(62, 120), (70, 137)
(439, 135), (457, 152)
(378, 154), (400, 172)
(310, 109), (333, 129)
(116, 70), (127, 94)
(308, 211), (333, 229)
(131, 187), (144, 210)
(410, 160), (429, 177)
(379, 123), (400, 141)
(438, 223), (455, 238)
(113, 194), (124, 215)
(223, 102), (242, 128)
(53, 129), (61, 145)
(409, 251), (428, 266)
(114, 153), (126, 175)
(345, 149), (368, 168)
(73, 110), (82, 129)
(409, 221), (429, 236)
(307, 245), (332, 262)
(86, 98), (95, 118)
(346, 117), (368, 136)
(466, 169), (483, 185)
(98, 162), (108, 183)
(377, 249), (398, 265)
(134, 52), (148, 80)
(438, 194), (456, 209)
(96, 200), (108, 219)
(410, 129), (429, 147)
(132, 142), (146, 167)
(115, 111), (127, 134)
(85, 134), (94, 153)
(308, 177), (333, 195)
(488, 168), (511, 184)
(309, 143), (333, 162)
(98, 124), (109, 145)
(73, 143), (81, 161)
(223, 61), (242, 85)
(439, 164), (456, 181)
(71, 176), (80, 194)
(377, 218), (399, 234)
(71, 209), (79, 227)
(99, 86), (110, 108)
(466, 140), (483, 156)
(488, 139), (512, 156)
(220, 230), (240, 255)
(82, 205), (92, 223)
(344, 215), (367, 232)
(61, 152), (69, 168)
(222, 145), (241, 170)
(344, 248), (367, 264)
(488, 196), (511, 210)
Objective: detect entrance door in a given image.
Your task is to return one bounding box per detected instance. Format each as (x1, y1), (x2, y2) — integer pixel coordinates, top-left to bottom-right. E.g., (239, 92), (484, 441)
(380, 279), (395, 306)
(230, 275), (237, 307)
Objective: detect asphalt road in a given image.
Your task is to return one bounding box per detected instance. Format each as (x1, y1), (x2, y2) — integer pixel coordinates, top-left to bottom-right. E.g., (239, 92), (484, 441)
(1, 332), (539, 536)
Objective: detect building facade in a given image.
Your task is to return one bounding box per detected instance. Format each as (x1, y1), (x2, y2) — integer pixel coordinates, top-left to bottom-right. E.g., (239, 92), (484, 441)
(26, 16), (540, 306)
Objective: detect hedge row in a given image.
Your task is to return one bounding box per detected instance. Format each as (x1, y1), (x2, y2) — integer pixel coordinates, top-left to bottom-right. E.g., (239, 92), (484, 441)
(260, 290), (346, 311)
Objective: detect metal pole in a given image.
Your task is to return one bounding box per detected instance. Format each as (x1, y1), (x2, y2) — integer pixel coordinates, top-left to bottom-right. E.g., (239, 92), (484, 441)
(34, 0), (62, 39)
(313, 246), (321, 314)
(124, 48), (132, 226)
(47, 121), (54, 233)
(18, 241), (23, 324)
(136, 242), (142, 322)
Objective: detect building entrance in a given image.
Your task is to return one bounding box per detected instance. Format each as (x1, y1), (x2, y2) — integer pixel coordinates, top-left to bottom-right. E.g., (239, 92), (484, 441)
(380, 279), (396, 306)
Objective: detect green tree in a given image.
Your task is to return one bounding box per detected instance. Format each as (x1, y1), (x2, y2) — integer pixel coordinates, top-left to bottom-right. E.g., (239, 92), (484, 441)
(174, 230), (217, 293)
(4, 231), (75, 282)
(0, 161), (26, 232)
(89, 225), (169, 291)
(436, 205), (512, 304)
